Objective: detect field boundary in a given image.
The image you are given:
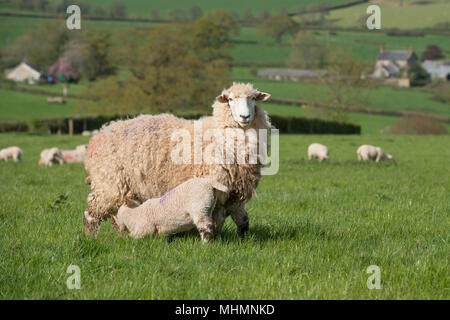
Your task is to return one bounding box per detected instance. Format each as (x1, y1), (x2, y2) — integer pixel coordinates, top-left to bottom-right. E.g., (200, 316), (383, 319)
(2, 85), (448, 124)
(270, 97), (450, 123)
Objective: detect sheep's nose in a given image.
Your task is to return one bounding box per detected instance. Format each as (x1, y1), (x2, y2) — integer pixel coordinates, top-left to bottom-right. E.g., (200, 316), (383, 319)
(240, 114), (250, 120)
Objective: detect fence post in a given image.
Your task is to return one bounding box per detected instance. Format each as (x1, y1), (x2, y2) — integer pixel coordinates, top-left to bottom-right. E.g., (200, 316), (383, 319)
(68, 118), (74, 136)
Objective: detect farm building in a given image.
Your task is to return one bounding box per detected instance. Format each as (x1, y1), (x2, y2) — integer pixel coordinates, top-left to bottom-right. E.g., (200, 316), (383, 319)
(372, 46), (417, 87)
(422, 60), (450, 81)
(5, 61), (45, 83)
(257, 68), (325, 81)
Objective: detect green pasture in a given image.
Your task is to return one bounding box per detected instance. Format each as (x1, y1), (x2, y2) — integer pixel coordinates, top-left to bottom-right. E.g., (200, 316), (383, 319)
(0, 133), (448, 299)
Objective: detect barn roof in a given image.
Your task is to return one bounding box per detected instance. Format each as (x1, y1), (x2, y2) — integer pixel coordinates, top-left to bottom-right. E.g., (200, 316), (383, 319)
(377, 50), (413, 61)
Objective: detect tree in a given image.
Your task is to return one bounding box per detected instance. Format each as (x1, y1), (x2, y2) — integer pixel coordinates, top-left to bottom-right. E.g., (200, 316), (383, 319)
(78, 21), (231, 116)
(79, 30), (116, 80)
(421, 45), (444, 61)
(188, 5), (203, 21)
(257, 14), (299, 45)
(4, 20), (71, 69)
(287, 31), (328, 69)
(312, 50), (373, 122)
(408, 63), (430, 86)
(202, 9), (240, 37)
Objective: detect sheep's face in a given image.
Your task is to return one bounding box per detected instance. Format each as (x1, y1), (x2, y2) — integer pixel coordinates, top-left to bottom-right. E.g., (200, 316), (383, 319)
(217, 90), (270, 128)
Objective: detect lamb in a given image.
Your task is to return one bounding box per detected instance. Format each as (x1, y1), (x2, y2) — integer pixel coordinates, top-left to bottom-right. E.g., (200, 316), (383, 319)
(61, 145), (88, 163)
(0, 146), (22, 162)
(39, 147), (65, 166)
(84, 82), (271, 237)
(357, 145), (392, 162)
(110, 178), (228, 242)
(308, 143), (329, 161)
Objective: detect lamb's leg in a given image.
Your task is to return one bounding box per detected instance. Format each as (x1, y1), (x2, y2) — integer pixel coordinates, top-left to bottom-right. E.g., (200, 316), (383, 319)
(191, 203), (216, 243)
(228, 203), (249, 238)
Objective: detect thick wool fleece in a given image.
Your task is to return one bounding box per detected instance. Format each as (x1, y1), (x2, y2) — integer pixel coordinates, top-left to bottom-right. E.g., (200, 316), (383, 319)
(0, 146), (22, 162)
(84, 83), (271, 235)
(357, 145), (392, 162)
(113, 178), (228, 241)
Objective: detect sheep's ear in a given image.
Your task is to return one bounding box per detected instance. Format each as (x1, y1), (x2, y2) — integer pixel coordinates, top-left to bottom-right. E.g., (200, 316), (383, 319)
(216, 94), (228, 103)
(124, 198), (140, 208)
(255, 92), (271, 101)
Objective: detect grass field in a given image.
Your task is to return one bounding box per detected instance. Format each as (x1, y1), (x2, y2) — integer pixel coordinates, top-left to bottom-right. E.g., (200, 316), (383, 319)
(0, 132), (448, 299)
(329, 1), (450, 29)
(0, 89), (75, 121)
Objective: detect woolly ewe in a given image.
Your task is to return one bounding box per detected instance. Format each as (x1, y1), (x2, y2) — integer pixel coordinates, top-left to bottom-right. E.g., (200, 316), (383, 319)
(84, 83), (271, 237)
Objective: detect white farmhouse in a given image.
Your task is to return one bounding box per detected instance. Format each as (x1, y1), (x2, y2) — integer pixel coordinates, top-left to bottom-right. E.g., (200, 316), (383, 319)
(5, 61), (44, 83)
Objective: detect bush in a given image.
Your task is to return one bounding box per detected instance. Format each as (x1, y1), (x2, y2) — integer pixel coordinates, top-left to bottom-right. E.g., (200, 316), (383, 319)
(0, 121), (29, 133)
(385, 115), (448, 135)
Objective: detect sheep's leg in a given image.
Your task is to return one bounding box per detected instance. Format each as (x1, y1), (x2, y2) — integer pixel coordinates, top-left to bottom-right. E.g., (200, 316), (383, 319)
(212, 206), (227, 236)
(228, 203), (249, 238)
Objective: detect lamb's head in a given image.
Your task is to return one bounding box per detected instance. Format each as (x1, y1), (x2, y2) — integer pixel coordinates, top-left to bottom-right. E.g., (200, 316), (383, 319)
(216, 83), (270, 128)
(383, 152), (393, 160)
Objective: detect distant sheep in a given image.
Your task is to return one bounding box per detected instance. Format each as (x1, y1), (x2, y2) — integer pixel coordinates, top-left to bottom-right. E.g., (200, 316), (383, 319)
(357, 145), (392, 162)
(84, 82), (271, 237)
(107, 178), (228, 242)
(61, 145), (88, 163)
(39, 147), (65, 166)
(308, 143), (329, 161)
(81, 130), (99, 136)
(0, 146), (22, 162)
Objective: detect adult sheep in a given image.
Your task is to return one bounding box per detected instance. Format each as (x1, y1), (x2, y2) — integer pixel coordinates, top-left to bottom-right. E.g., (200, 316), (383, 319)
(84, 83), (271, 238)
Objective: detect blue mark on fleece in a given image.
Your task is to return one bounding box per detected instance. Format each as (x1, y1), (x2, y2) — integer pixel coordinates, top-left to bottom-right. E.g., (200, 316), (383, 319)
(159, 187), (177, 204)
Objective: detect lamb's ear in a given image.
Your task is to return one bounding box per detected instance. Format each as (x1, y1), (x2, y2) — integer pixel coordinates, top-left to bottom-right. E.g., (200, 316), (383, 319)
(124, 198), (140, 208)
(216, 94), (229, 103)
(255, 92), (271, 102)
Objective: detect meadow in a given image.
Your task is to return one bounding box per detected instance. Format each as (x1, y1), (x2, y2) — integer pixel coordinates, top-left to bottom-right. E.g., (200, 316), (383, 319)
(328, 1), (450, 29)
(0, 132), (448, 299)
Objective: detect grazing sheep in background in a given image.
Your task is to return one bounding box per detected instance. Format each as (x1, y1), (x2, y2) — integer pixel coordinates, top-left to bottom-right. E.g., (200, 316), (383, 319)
(81, 130), (99, 136)
(61, 145), (88, 163)
(108, 178), (228, 242)
(39, 147), (65, 166)
(357, 145), (392, 162)
(0, 146), (23, 162)
(308, 143), (329, 161)
(84, 82), (271, 237)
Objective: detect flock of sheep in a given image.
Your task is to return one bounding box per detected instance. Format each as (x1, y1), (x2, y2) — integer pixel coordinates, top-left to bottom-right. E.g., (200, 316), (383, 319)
(1, 83), (394, 243)
(307, 143), (393, 162)
(0, 144), (88, 165)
